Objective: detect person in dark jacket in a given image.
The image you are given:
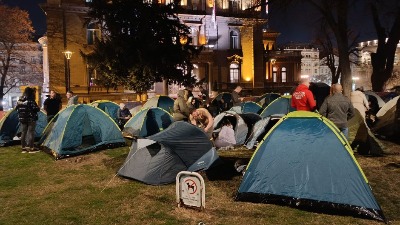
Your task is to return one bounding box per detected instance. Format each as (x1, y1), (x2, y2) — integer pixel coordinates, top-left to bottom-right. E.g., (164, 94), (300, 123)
(319, 83), (355, 139)
(231, 85), (243, 106)
(117, 103), (132, 130)
(43, 90), (62, 123)
(15, 87), (40, 153)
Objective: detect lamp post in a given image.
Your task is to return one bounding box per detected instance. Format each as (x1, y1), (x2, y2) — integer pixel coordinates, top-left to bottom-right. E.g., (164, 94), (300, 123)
(63, 50), (73, 92)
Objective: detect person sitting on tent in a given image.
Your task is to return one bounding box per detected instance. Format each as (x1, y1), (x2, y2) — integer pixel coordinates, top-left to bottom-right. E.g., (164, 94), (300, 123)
(189, 107), (214, 138)
(117, 103), (132, 129)
(291, 77), (316, 111)
(351, 88), (370, 120)
(173, 90), (191, 121)
(66, 91), (78, 106)
(214, 118), (236, 148)
(15, 87), (40, 153)
(319, 83), (355, 139)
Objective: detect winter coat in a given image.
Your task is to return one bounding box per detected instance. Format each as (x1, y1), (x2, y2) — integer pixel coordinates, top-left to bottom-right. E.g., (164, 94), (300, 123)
(15, 97), (40, 123)
(319, 93), (355, 129)
(350, 90), (369, 118)
(173, 90), (190, 121)
(291, 84), (316, 111)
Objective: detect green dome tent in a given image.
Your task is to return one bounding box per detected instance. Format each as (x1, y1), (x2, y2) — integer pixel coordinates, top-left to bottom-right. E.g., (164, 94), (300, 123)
(213, 111), (249, 145)
(122, 107), (173, 138)
(260, 95), (296, 118)
(0, 109), (47, 147)
(40, 105), (125, 159)
(118, 121), (219, 185)
(236, 111), (385, 222)
(230, 101), (262, 114)
(90, 100), (120, 122)
(142, 95), (174, 113)
(256, 93), (280, 108)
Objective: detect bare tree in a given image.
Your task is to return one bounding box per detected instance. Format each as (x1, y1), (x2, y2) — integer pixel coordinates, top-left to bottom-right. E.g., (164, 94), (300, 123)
(269, 0), (355, 96)
(369, 0), (400, 91)
(0, 4), (35, 110)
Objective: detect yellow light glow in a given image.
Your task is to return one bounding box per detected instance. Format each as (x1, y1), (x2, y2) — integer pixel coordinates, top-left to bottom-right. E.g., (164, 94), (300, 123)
(180, 36), (188, 45)
(245, 77), (251, 81)
(63, 50), (73, 59)
(198, 35), (206, 45)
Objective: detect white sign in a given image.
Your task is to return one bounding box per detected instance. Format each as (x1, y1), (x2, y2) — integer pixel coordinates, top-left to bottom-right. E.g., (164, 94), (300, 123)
(176, 171), (205, 210)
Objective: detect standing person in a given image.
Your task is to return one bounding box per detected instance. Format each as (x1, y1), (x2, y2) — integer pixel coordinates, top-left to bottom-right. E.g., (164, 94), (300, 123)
(66, 90), (78, 106)
(15, 87), (40, 153)
(43, 90), (62, 122)
(291, 77), (317, 111)
(198, 85), (209, 107)
(350, 88), (370, 119)
(117, 103), (132, 129)
(189, 107), (214, 138)
(231, 85), (243, 106)
(319, 83), (355, 139)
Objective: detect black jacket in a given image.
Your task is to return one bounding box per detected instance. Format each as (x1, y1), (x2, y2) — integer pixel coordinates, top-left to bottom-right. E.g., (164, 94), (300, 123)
(15, 97), (40, 123)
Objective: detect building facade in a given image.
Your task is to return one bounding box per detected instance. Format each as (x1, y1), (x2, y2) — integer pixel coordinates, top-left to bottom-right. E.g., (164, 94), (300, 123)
(1, 43), (43, 110)
(41, 0), (269, 101)
(353, 40), (400, 91)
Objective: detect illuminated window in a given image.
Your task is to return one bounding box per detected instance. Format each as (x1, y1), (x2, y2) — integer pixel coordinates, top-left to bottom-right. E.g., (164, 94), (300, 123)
(273, 67), (277, 82)
(87, 23), (101, 45)
(282, 67), (287, 82)
(230, 63), (240, 83)
(230, 30), (239, 49)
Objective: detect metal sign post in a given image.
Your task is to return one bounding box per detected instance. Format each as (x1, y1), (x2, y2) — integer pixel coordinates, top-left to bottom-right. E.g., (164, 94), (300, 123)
(176, 171), (205, 210)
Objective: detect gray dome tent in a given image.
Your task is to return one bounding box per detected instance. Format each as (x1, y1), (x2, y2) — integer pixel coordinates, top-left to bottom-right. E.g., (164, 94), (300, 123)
(213, 111), (248, 145)
(118, 121), (219, 185)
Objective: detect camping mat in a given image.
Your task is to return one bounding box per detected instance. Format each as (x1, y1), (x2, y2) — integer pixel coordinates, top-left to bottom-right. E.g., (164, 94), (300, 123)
(217, 145), (255, 159)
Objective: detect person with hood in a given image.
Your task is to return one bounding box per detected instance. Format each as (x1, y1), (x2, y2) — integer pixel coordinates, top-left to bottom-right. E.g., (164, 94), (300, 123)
(173, 89), (191, 121)
(291, 77), (316, 111)
(350, 88), (370, 119)
(15, 87), (40, 153)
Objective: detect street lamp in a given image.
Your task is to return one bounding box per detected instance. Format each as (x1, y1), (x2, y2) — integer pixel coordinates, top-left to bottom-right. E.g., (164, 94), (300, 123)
(63, 50), (73, 92)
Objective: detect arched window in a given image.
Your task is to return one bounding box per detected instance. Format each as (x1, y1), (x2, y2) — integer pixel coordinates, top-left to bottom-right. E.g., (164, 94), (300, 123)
(282, 67), (287, 82)
(230, 30), (239, 49)
(230, 63), (240, 83)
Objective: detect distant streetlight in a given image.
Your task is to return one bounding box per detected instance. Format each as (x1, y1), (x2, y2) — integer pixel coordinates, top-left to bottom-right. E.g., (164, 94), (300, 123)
(63, 50), (73, 92)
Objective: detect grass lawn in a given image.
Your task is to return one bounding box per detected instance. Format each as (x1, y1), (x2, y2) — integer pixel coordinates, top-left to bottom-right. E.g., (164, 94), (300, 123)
(0, 140), (399, 225)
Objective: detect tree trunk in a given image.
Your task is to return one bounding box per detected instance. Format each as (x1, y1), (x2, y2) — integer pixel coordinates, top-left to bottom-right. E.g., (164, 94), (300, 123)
(370, 2), (400, 92)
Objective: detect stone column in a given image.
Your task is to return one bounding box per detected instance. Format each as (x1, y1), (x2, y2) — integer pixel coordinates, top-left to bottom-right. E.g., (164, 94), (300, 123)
(38, 36), (49, 99)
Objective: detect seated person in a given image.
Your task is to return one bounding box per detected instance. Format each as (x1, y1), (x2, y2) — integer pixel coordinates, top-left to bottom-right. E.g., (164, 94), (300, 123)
(173, 90), (191, 121)
(117, 103), (132, 129)
(214, 119), (236, 148)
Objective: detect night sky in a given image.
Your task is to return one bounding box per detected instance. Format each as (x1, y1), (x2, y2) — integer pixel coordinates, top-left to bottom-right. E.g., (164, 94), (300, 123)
(3, 0), (377, 44)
